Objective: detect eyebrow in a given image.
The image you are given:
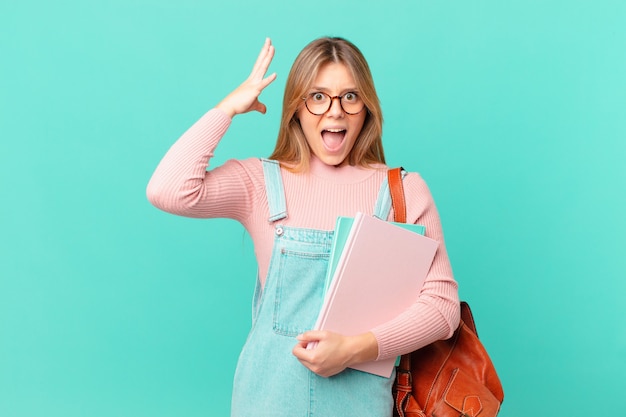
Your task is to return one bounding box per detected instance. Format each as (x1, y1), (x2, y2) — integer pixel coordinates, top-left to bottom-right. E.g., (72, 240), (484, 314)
(309, 86), (359, 94)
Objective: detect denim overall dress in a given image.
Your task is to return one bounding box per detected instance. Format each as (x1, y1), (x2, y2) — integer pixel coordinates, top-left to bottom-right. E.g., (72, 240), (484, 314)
(231, 159), (400, 417)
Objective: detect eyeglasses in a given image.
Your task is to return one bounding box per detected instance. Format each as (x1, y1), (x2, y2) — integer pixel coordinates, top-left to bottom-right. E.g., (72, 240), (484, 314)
(302, 91), (365, 115)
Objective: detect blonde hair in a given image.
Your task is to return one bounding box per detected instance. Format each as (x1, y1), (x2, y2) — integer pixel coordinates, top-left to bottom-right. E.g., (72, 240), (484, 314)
(268, 37), (385, 172)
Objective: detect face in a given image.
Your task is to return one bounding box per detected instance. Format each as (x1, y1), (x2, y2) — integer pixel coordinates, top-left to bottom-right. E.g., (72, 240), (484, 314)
(297, 62), (367, 167)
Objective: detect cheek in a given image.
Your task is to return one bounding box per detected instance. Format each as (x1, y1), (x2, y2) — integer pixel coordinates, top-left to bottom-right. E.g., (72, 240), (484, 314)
(296, 104), (313, 124)
(350, 115), (367, 138)
(298, 113), (319, 138)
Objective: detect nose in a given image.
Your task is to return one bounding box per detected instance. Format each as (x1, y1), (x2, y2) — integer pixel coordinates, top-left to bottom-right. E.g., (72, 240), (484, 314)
(326, 97), (345, 117)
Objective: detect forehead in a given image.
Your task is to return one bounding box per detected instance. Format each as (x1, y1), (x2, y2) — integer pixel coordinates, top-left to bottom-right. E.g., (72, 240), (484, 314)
(311, 62), (357, 90)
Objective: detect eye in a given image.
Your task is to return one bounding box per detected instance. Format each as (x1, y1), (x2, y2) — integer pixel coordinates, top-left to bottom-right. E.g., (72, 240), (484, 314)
(343, 92), (358, 102)
(311, 92), (326, 102)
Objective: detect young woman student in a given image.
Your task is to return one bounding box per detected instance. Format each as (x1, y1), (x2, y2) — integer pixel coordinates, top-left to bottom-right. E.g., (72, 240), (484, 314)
(147, 37), (460, 417)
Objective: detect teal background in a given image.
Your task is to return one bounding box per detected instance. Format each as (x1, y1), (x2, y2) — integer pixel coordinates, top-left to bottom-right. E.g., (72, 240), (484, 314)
(1, 0), (625, 415)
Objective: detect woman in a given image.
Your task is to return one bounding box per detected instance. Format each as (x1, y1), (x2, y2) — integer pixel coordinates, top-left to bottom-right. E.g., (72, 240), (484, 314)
(147, 37), (459, 417)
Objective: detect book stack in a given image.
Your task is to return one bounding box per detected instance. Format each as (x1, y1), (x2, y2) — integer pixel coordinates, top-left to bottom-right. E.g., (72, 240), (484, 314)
(310, 212), (438, 377)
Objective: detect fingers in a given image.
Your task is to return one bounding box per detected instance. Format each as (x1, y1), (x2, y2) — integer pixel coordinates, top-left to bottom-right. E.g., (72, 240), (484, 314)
(292, 335), (346, 378)
(217, 39), (276, 117)
(293, 331), (322, 361)
(250, 38), (275, 82)
(248, 39), (277, 113)
(260, 71), (277, 88)
(297, 331), (325, 343)
(292, 343), (317, 370)
(250, 38), (270, 75)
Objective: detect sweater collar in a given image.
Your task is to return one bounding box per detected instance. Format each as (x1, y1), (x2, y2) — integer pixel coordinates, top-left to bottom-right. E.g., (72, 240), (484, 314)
(308, 155), (384, 184)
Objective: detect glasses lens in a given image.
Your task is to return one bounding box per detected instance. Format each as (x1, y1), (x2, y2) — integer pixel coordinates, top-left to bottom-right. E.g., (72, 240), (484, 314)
(306, 93), (330, 115)
(340, 92), (364, 114)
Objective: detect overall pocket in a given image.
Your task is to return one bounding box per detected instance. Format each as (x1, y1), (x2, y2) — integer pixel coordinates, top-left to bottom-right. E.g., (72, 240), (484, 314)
(273, 248), (328, 336)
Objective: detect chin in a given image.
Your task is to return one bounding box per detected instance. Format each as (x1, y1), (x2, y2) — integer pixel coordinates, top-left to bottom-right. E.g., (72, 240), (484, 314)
(323, 156), (348, 167)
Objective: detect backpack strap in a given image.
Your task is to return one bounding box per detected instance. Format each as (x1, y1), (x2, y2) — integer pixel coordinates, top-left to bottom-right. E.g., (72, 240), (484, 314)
(388, 167), (407, 224)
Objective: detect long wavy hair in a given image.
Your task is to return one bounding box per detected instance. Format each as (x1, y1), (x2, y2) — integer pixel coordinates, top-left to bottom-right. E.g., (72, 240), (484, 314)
(268, 37), (385, 171)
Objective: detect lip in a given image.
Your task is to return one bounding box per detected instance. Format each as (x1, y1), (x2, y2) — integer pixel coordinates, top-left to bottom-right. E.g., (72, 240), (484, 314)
(321, 126), (347, 132)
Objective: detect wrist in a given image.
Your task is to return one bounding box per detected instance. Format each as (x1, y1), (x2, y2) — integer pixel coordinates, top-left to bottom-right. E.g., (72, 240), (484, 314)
(216, 101), (236, 119)
(346, 332), (379, 366)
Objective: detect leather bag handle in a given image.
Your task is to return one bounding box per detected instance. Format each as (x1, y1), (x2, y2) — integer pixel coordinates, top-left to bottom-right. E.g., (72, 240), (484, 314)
(388, 167), (406, 224)
(388, 167), (411, 382)
(388, 167), (413, 416)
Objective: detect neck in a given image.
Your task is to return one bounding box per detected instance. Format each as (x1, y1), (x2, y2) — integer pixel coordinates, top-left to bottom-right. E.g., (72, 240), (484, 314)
(308, 155), (382, 184)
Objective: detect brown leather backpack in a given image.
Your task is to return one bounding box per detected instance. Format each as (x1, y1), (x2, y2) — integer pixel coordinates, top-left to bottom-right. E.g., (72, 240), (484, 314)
(388, 167), (504, 417)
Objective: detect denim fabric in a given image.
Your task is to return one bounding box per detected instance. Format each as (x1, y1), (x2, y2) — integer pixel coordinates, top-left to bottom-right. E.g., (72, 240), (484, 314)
(231, 160), (395, 417)
(372, 169), (407, 220)
(261, 158), (288, 222)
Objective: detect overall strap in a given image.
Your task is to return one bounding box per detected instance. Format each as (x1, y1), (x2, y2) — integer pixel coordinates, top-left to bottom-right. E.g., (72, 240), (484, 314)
(261, 158), (288, 222)
(372, 167), (407, 220)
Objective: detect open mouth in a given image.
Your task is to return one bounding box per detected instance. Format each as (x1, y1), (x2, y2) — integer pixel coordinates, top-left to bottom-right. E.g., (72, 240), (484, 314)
(321, 129), (347, 152)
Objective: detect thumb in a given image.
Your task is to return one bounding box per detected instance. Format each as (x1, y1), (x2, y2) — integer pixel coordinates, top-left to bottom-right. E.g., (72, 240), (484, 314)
(253, 100), (267, 114)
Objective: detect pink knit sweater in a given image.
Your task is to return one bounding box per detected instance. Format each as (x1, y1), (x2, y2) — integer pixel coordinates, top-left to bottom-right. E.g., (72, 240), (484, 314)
(146, 108), (460, 361)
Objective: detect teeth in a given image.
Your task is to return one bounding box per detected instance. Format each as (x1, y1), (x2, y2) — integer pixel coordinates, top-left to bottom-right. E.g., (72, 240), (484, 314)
(325, 129), (345, 132)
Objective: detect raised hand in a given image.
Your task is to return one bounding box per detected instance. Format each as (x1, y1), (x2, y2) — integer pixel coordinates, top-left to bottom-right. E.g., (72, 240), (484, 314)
(216, 38), (277, 118)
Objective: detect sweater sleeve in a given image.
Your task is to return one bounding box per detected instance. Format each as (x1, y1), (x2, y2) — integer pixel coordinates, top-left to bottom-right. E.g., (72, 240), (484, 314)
(146, 108), (262, 222)
(370, 173), (460, 360)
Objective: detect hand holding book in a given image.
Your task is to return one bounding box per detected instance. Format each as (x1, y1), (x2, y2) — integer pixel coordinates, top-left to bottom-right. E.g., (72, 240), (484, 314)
(292, 330), (379, 378)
